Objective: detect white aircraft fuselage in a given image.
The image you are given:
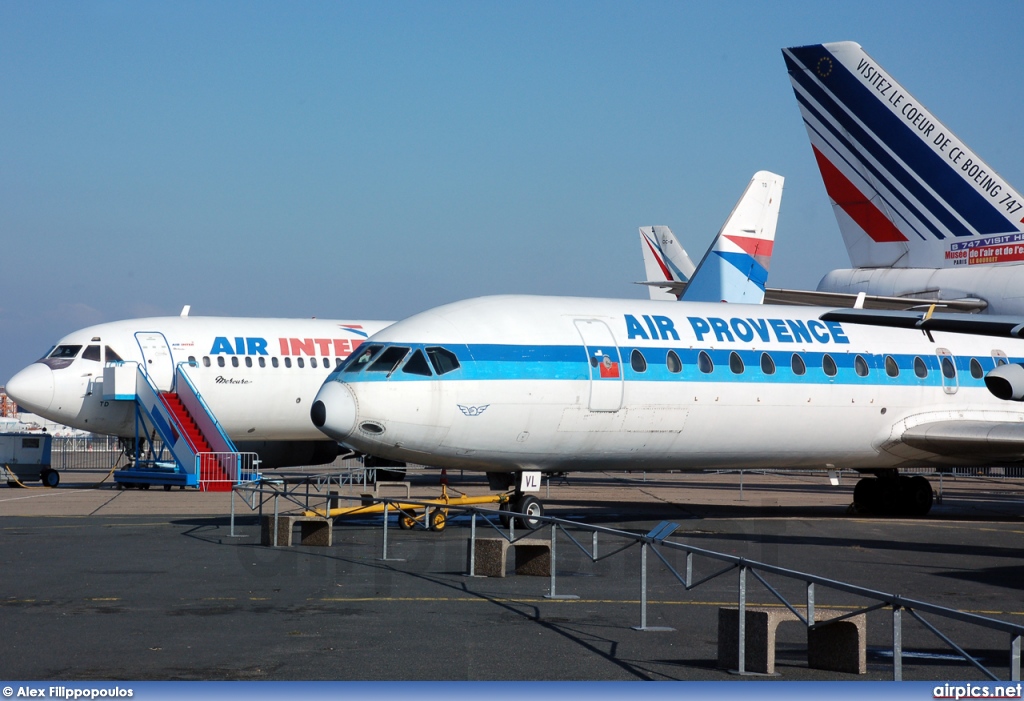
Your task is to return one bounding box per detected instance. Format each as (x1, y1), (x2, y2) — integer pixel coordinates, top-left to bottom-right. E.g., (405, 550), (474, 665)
(312, 295), (1024, 473)
(7, 316), (391, 464)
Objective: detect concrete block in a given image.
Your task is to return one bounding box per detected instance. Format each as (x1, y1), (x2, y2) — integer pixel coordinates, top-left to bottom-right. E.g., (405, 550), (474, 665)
(807, 612), (867, 674)
(718, 607), (799, 674)
(298, 518), (333, 547)
(261, 515), (296, 547)
(514, 538), (551, 576)
(468, 538), (509, 577)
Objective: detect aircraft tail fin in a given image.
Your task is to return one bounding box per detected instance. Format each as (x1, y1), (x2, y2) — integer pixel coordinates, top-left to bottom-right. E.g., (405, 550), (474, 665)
(638, 226), (696, 300)
(681, 171), (784, 304)
(783, 41), (1024, 269)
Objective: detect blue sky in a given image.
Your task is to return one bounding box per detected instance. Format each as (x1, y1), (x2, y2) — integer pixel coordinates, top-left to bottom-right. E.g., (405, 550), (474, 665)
(2, 1), (1023, 382)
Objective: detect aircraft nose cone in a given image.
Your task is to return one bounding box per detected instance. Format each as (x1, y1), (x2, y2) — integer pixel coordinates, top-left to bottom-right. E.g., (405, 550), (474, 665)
(311, 381), (357, 441)
(6, 363), (55, 415)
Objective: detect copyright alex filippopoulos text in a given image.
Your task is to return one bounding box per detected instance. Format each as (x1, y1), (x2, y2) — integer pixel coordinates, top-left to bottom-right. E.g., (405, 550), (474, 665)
(3, 688), (133, 699)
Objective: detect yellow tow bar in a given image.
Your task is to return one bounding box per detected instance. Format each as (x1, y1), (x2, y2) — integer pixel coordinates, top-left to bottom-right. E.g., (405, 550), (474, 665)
(304, 485), (511, 532)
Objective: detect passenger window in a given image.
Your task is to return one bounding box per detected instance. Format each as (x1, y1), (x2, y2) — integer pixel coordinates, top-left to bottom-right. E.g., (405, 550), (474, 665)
(854, 355), (869, 377)
(941, 356), (956, 379)
(346, 344), (384, 372)
(297, 357), (305, 368)
(272, 357), (279, 368)
(245, 357), (252, 368)
(822, 354), (837, 377)
(104, 346), (123, 362)
(310, 357), (318, 369)
(426, 347), (461, 375)
(323, 357), (330, 368)
(217, 357), (225, 368)
(187, 356), (196, 366)
(401, 349), (433, 376)
(729, 352), (744, 374)
(231, 357), (239, 368)
(82, 345), (101, 362)
(970, 358), (984, 379)
(914, 356), (928, 378)
(885, 356), (899, 378)
(336, 358), (344, 368)
(760, 353), (775, 375)
(368, 346), (411, 374)
(49, 345), (82, 359)
(258, 357), (266, 368)
(630, 349), (647, 373)
(666, 350), (682, 374)
(203, 357), (211, 368)
(285, 358), (292, 368)
(791, 353), (806, 376)
(698, 351), (713, 374)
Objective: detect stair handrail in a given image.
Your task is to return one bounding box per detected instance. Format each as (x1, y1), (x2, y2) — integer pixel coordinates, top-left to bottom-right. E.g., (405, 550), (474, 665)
(174, 361), (238, 453)
(132, 366), (198, 471)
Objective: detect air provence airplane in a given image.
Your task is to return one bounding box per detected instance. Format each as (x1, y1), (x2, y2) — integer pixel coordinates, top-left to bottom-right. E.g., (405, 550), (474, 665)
(784, 41), (1024, 313)
(311, 293), (1024, 526)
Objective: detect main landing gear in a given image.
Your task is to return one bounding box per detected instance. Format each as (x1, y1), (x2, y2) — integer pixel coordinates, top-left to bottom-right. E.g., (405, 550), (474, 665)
(852, 470), (933, 516)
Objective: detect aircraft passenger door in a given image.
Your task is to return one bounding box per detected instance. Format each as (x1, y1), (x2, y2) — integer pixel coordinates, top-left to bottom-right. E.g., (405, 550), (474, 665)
(936, 348), (958, 395)
(135, 332), (175, 391)
(573, 319), (623, 412)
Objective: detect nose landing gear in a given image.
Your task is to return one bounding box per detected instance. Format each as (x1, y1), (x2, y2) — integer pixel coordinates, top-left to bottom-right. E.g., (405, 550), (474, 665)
(853, 471), (934, 516)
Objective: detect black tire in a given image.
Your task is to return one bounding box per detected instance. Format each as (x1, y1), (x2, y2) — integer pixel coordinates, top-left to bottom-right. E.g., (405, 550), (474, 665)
(398, 511), (417, 530)
(163, 485), (172, 492)
(515, 495), (544, 530)
(852, 478), (878, 513)
(41, 469), (60, 488)
(428, 508), (446, 532)
(903, 475), (934, 516)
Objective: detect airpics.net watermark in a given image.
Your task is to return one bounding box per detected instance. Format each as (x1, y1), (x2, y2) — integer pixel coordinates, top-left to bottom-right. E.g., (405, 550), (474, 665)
(934, 684), (1023, 699)
(3, 688), (132, 699)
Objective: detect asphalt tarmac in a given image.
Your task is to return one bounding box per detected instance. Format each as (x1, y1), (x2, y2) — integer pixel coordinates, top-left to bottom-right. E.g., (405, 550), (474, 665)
(1, 469), (1022, 681)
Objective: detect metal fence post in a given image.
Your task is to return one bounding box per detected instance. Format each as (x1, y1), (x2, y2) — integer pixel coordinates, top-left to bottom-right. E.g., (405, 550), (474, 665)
(639, 542), (648, 629)
(382, 501), (389, 560)
(1011, 633), (1021, 682)
(468, 512), (477, 577)
(272, 493), (279, 548)
(807, 581), (815, 626)
(893, 606), (903, 681)
(738, 564), (747, 674)
(592, 531), (598, 560)
(549, 524), (557, 597)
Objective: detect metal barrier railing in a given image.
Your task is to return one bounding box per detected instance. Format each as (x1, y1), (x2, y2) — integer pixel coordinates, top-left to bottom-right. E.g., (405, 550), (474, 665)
(232, 481), (1024, 682)
(196, 452), (260, 489)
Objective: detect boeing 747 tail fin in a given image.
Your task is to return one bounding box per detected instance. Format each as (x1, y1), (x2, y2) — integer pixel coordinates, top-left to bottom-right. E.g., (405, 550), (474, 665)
(784, 41), (1024, 270)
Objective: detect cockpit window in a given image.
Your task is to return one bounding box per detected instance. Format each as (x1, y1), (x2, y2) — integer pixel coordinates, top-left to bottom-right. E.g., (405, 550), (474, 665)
(401, 349), (433, 376)
(345, 344), (384, 372)
(49, 345), (82, 359)
(82, 345), (101, 362)
(105, 346), (123, 362)
(426, 347), (461, 375)
(367, 346), (410, 374)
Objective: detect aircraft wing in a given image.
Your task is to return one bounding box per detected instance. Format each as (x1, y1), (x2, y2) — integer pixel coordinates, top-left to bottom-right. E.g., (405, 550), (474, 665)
(899, 421), (1024, 460)
(819, 308), (1024, 338)
(635, 283), (988, 313)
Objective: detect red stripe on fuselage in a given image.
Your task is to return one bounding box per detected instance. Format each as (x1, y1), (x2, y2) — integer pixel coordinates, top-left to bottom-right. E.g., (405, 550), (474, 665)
(813, 145), (908, 243)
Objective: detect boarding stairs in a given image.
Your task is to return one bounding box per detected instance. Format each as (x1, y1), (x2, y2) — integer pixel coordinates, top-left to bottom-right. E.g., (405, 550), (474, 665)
(103, 362), (258, 491)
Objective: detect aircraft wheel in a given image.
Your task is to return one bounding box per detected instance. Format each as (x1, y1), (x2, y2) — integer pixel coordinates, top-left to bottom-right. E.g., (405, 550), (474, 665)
(41, 469), (60, 488)
(852, 478), (879, 513)
(428, 508), (447, 532)
(515, 495), (544, 530)
(903, 475), (933, 516)
(398, 511), (418, 530)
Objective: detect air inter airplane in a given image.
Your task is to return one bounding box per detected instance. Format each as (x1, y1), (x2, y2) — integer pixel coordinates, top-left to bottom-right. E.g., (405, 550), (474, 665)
(785, 41), (1024, 313)
(311, 295), (1024, 525)
(5, 311), (391, 469)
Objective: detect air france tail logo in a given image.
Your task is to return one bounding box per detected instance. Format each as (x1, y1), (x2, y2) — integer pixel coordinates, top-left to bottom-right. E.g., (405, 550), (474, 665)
(624, 314), (849, 345)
